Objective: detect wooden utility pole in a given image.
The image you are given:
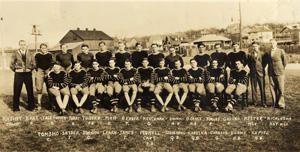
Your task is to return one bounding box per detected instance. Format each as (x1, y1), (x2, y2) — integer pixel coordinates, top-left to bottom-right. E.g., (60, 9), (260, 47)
(239, 1), (242, 48)
(31, 25), (42, 52)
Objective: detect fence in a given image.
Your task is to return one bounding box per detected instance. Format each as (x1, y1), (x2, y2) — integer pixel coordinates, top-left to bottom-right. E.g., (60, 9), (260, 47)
(278, 45), (300, 54)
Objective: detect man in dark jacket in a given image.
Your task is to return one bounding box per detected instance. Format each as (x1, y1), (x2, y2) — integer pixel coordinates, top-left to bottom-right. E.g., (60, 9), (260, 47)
(10, 40), (36, 111)
(248, 42), (267, 107)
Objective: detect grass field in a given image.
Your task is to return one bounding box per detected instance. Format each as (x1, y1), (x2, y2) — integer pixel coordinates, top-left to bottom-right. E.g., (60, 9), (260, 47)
(0, 68), (300, 151)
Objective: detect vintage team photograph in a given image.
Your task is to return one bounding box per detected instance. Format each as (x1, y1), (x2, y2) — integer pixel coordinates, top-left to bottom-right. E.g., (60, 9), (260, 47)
(0, 0), (300, 151)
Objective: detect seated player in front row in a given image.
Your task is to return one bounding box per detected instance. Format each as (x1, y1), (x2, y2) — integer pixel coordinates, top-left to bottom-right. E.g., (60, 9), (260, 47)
(137, 58), (156, 112)
(154, 58), (173, 112)
(224, 60), (248, 112)
(105, 58), (122, 113)
(171, 60), (188, 111)
(188, 58), (206, 112)
(47, 61), (70, 116)
(120, 59), (139, 113)
(87, 60), (107, 114)
(69, 61), (89, 113)
(206, 59), (225, 111)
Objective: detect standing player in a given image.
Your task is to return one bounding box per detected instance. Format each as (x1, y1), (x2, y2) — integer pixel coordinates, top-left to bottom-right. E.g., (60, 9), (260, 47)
(69, 61), (89, 113)
(148, 43), (165, 68)
(165, 46), (184, 69)
(131, 42), (148, 68)
(115, 41), (131, 69)
(35, 43), (53, 110)
(153, 58), (173, 112)
(77, 44), (94, 70)
(120, 59), (139, 113)
(137, 58), (156, 112)
(96, 41), (112, 67)
(56, 44), (74, 72)
(224, 60), (248, 112)
(226, 42), (247, 70)
(206, 59), (225, 111)
(171, 60), (188, 111)
(87, 60), (107, 114)
(210, 43), (227, 68)
(188, 59), (206, 112)
(194, 44), (210, 69)
(105, 58), (122, 113)
(47, 61), (70, 116)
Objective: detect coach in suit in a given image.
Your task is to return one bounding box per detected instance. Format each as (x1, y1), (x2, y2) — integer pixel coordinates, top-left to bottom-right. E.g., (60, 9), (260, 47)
(265, 39), (287, 109)
(248, 42), (267, 107)
(9, 40), (36, 111)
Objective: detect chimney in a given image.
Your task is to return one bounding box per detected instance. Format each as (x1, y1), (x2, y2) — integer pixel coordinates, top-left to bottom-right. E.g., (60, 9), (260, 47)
(77, 28), (80, 30)
(85, 28), (88, 31)
(93, 28), (96, 31)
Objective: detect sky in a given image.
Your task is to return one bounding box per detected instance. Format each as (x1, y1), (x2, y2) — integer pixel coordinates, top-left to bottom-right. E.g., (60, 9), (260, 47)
(0, 0), (300, 48)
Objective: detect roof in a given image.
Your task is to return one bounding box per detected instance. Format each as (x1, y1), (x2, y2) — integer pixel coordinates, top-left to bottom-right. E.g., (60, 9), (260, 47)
(112, 37), (119, 41)
(280, 24), (300, 33)
(27, 42), (50, 49)
(70, 30), (113, 40)
(50, 42), (83, 51)
(149, 35), (164, 41)
(125, 37), (142, 43)
(248, 26), (272, 33)
(192, 34), (231, 43)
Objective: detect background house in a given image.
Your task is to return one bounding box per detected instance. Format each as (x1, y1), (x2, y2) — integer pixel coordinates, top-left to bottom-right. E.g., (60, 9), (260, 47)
(280, 24), (300, 45)
(248, 26), (273, 44)
(192, 34), (232, 50)
(50, 28), (114, 60)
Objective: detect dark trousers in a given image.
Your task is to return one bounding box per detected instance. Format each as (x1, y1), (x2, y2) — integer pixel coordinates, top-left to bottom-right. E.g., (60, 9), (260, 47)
(13, 72), (35, 110)
(250, 74), (266, 105)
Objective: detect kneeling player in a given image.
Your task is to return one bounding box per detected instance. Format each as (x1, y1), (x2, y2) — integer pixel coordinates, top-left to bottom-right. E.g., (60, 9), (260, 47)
(224, 60), (248, 112)
(172, 60), (188, 111)
(154, 59), (173, 112)
(105, 58), (122, 113)
(120, 59), (138, 113)
(188, 59), (206, 112)
(137, 58), (156, 112)
(48, 61), (70, 116)
(206, 59), (225, 111)
(87, 60), (107, 114)
(69, 61), (89, 113)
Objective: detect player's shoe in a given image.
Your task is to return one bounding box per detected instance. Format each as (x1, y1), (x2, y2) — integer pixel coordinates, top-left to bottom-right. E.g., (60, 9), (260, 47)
(177, 105), (181, 111)
(137, 104), (142, 113)
(79, 107), (84, 114)
(181, 105), (187, 111)
(151, 105), (156, 112)
(62, 109), (67, 115)
(75, 108), (79, 113)
(161, 106), (166, 113)
(113, 105), (118, 113)
(211, 99), (218, 112)
(58, 110), (63, 116)
(125, 107), (129, 112)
